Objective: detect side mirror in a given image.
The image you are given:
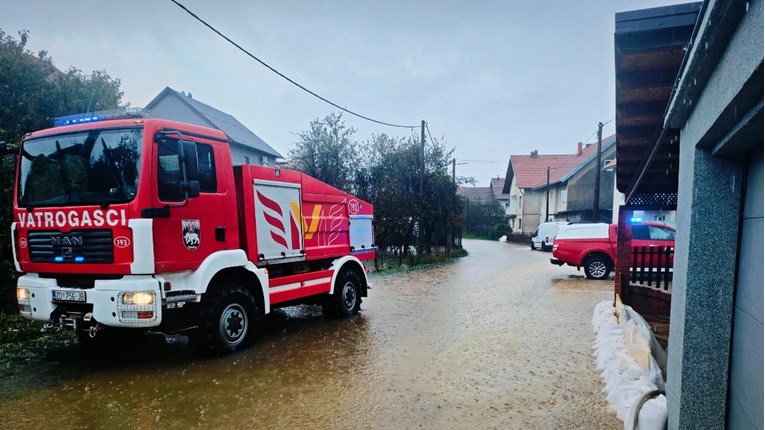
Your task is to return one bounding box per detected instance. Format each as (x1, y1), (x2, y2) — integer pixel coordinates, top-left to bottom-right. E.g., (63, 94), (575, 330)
(185, 180), (200, 198)
(178, 140), (199, 180)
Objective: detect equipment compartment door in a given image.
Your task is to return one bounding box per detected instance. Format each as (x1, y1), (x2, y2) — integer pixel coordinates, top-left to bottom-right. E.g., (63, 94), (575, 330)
(253, 180), (304, 260)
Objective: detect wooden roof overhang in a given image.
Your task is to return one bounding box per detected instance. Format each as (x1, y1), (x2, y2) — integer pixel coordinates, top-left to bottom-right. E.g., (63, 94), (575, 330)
(614, 2), (702, 208)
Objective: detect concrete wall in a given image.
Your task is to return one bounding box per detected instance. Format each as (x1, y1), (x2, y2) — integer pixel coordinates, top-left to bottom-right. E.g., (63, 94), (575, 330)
(665, 1), (763, 428)
(520, 189), (543, 233)
(566, 145), (616, 217)
(228, 143), (271, 166)
(728, 150), (763, 430)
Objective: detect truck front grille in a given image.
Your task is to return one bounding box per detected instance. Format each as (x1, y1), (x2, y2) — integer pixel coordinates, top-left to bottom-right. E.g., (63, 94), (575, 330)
(28, 230), (114, 264)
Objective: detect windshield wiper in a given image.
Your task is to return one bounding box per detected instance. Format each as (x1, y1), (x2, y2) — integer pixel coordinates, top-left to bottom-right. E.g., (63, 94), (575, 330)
(101, 138), (129, 201)
(54, 140), (73, 204)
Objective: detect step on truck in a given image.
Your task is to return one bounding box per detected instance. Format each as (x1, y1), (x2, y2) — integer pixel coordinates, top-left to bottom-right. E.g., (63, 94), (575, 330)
(10, 108), (375, 353)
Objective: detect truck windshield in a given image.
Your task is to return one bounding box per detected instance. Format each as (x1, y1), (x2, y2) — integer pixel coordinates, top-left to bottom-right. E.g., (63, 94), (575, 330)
(17, 128), (143, 207)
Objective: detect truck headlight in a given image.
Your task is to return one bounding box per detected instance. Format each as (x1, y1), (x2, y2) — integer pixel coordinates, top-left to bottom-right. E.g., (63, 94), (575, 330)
(121, 291), (155, 305)
(17, 288), (31, 317)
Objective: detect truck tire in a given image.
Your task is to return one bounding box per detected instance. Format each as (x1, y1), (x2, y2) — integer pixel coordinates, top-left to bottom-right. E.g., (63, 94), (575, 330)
(584, 256), (611, 280)
(190, 283), (258, 354)
(541, 243), (550, 252)
(530, 240), (536, 250)
(323, 269), (362, 318)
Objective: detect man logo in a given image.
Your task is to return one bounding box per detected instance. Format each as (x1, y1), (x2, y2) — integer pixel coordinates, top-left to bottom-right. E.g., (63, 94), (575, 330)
(51, 236), (83, 246)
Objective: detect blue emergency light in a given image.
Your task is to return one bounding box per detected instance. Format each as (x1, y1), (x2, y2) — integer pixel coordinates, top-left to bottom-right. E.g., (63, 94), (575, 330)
(630, 217), (643, 223)
(53, 107), (149, 127)
(75, 256), (85, 263)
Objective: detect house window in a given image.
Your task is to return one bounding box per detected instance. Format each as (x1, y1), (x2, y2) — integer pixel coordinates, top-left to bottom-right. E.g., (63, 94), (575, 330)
(243, 156), (250, 164)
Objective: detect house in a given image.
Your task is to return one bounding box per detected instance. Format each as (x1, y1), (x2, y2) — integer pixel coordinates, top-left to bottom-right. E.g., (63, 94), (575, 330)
(490, 177), (515, 220)
(457, 185), (495, 205)
(145, 87), (282, 166)
(552, 137), (616, 223)
(502, 138), (616, 234)
(614, 1), (762, 428)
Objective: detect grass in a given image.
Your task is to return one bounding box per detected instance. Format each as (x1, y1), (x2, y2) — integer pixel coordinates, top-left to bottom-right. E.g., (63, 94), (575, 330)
(370, 249), (469, 275)
(462, 233), (501, 241)
(0, 313), (75, 359)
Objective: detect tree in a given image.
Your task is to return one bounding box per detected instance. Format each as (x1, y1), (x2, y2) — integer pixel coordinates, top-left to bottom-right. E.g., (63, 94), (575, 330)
(0, 29), (126, 311)
(288, 112), (359, 191)
(289, 113), (465, 265)
(464, 199), (507, 239)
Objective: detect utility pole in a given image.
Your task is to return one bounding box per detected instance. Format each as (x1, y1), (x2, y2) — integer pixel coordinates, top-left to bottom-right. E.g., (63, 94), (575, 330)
(418, 120), (425, 258)
(593, 122), (604, 222)
(448, 158), (456, 257)
(545, 166), (550, 221)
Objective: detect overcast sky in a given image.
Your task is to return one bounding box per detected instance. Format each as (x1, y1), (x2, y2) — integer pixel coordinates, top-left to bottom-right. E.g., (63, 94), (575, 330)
(2, 0), (680, 186)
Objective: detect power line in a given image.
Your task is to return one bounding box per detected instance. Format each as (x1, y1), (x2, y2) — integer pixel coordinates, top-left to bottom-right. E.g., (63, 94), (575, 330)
(425, 122), (436, 146)
(169, 0), (418, 129)
(581, 118), (615, 144)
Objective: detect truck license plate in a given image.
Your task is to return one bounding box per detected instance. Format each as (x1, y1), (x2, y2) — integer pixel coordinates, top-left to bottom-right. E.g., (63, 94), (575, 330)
(52, 290), (86, 302)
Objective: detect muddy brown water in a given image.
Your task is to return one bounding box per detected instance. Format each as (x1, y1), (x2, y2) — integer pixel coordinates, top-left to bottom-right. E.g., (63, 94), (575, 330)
(0, 239), (620, 429)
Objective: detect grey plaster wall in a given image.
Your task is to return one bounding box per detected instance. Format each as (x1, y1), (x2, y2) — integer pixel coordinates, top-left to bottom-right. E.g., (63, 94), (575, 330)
(229, 143), (271, 166)
(521, 189), (542, 233)
(665, 1), (764, 426)
(727, 150), (763, 430)
(566, 146), (616, 213)
(667, 141), (745, 430)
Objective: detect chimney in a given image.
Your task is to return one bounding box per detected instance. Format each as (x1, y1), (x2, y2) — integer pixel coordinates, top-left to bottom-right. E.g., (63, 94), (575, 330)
(530, 150), (538, 158)
(577, 142), (583, 156)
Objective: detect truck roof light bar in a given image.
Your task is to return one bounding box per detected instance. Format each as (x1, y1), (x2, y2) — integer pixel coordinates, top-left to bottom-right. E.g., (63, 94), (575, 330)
(53, 107), (150, 127)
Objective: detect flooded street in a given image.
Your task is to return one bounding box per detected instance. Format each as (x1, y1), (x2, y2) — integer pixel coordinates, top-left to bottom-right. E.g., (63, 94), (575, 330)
(0, 239), (620, 429)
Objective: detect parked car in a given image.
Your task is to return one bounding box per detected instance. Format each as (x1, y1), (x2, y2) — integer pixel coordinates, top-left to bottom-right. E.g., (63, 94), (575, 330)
(530, 221), (569, 251)
(549, 222), (676, 280)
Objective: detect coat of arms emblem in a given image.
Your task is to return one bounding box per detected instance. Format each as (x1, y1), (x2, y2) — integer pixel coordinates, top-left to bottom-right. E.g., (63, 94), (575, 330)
(182, 219), (201, 251)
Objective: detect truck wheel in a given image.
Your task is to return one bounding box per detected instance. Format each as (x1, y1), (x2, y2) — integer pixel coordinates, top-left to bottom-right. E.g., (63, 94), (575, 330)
(191, 284), (258, 354)
(541, 243), (550, 252)
(323, 269), (362, 318)
(584, 256), (611, 280)
(530, 241), (536, 250)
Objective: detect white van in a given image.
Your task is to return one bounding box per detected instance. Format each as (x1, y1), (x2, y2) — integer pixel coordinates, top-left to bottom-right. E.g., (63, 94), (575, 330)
(531, 222), (569, 251)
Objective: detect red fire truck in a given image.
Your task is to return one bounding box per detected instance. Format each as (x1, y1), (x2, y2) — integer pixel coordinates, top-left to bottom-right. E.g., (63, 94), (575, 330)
(10, 108), (375, 353)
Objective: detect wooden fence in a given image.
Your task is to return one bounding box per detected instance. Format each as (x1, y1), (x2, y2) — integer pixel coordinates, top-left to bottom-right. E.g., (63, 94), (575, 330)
(629, 246), (674, 290)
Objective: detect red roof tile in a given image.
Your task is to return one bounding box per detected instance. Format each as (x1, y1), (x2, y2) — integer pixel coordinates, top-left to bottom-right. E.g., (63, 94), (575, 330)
(457, 186), (495, 204)
(490, 177), (508, 199)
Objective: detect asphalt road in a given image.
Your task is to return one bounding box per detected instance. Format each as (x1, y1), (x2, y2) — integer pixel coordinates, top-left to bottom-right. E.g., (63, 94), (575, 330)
(0, 239), (620, 429)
